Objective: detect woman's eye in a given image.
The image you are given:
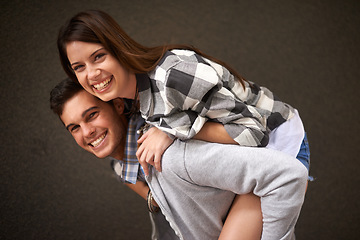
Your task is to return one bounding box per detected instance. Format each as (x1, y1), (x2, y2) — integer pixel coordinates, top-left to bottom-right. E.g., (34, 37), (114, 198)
(94, 53), (105, 61)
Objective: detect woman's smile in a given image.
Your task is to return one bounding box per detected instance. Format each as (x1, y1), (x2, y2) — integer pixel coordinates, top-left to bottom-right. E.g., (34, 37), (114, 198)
(92, 76), (113, 92)
(66, 41), (137, 101)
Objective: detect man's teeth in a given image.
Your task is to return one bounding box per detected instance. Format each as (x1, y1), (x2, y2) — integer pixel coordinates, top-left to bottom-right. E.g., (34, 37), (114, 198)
(91, 133), (106, 147)
(93, 78), (111, 91)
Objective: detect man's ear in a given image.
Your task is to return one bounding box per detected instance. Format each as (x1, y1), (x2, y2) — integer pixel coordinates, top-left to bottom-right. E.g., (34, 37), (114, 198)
(112, 98), (125, 114)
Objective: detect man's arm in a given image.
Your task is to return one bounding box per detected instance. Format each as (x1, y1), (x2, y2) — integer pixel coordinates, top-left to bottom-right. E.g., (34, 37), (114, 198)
(125, 181), (159, 208)
(125, 181), (149, 200)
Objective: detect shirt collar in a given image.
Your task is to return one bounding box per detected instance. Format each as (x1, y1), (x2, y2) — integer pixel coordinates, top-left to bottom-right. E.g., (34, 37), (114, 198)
(111, 113), (145, 184)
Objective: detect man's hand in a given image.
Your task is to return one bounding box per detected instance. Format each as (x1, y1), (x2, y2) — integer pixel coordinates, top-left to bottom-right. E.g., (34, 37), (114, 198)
(136, 127), (174, 176)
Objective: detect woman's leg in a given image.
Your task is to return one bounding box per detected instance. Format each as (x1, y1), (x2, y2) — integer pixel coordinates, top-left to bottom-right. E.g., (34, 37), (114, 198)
(183, 141), (308, 239)
(219, 193), (262, 240)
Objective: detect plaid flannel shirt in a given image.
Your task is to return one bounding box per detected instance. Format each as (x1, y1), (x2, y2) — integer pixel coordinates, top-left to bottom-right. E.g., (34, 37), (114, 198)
(110, 113), (145, 184)
(137, 49), (295, 147)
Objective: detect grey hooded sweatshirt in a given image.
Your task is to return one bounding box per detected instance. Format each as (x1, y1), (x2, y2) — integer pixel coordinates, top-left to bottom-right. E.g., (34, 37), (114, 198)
(147, 139), (308, 240)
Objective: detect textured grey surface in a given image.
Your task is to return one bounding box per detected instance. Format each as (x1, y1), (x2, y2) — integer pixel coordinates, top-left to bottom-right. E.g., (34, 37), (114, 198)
(1, 0), (359, 239)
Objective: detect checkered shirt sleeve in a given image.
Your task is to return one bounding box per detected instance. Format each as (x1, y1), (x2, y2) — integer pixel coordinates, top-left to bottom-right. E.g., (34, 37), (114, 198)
(111, 113), (145, 184)
(138, 50), (294, 147)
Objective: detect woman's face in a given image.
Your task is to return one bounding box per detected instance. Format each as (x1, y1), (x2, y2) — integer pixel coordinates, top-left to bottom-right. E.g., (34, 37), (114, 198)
(66, 41), (137, 102)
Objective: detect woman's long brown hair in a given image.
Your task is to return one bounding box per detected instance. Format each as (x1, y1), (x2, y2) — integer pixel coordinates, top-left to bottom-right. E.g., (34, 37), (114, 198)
(57, 10), (247, 88)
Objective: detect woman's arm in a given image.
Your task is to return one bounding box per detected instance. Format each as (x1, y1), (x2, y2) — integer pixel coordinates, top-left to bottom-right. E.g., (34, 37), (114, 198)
(136, 121), (236, 176)
(142, 54), (269, 147)
(193, 121), (237, 144)
(136, 121), (237, 175)
(136, 127), (174, 176)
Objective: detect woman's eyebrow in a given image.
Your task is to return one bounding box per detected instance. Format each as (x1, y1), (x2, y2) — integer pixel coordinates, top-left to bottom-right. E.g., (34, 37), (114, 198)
(90, 48), (105, 58)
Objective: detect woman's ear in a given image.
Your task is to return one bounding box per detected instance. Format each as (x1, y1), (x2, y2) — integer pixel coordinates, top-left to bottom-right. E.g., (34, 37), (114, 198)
(112, 98), (125, 114)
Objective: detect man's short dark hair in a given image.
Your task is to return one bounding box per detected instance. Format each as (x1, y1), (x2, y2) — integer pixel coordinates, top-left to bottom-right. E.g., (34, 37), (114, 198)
(50, 78), (84, 116)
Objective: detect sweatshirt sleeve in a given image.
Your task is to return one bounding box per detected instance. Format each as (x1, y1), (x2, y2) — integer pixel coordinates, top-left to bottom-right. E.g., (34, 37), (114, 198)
(145, 56), (269, 147)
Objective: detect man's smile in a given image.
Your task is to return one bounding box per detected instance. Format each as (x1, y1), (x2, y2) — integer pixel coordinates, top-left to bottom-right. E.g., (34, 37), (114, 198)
(89, 132), (107, 147)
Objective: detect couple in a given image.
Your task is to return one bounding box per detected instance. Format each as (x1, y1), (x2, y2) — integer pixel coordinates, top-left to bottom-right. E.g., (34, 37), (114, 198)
(52, 9), (310, 239)
(50, 78), (308, 239)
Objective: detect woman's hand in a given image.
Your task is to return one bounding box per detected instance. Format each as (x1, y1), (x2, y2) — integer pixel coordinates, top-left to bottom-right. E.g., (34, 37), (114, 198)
(136, 127), (174, 176)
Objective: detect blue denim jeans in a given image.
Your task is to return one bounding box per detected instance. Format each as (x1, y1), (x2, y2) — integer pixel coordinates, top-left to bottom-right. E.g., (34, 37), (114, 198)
(296, 133), (313, 181)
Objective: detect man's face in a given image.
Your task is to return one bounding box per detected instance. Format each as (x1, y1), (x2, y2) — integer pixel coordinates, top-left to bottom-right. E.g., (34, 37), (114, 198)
(60, 90), (126, 159)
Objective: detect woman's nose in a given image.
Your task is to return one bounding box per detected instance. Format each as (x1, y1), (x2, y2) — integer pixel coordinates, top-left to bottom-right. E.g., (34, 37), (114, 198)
(87, 65), (100, 81)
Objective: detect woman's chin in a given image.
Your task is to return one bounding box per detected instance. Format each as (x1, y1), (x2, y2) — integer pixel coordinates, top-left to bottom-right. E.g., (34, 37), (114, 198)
(94, 91), (116, 102)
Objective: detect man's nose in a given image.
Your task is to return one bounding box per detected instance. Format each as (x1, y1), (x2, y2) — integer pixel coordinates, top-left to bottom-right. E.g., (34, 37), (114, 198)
(82, 124), (95, 137)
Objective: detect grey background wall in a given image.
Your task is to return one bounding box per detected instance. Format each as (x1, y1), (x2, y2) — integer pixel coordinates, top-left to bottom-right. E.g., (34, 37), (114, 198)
(1, 0), (359, 239)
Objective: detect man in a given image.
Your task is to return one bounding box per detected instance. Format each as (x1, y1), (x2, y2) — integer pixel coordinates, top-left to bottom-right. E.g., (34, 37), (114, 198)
(50, 78), (308, 240)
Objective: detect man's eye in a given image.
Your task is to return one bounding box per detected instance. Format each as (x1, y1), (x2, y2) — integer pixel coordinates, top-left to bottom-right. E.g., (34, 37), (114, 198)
(88, 111), (99, 119)
(70, 125), (80, 132)
(73, 65), (84, 71)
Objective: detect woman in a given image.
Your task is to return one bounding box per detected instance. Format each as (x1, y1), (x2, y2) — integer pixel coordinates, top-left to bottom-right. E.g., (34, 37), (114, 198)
(57, 10), (310, 239)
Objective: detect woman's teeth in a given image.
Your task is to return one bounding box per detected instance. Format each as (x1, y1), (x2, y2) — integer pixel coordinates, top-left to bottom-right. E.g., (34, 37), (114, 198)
(91, 133), (106, 147)
(93, 78), (111, 91)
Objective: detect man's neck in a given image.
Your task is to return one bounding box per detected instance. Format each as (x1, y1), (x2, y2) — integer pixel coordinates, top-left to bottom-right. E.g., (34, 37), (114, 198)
(110, 118), (129, 161)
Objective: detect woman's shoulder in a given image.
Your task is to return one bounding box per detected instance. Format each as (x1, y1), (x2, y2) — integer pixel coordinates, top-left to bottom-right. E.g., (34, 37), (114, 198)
(154, 49), (198, 72)
(169, 49), (197, 57)
(162, 49), (199, 63)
